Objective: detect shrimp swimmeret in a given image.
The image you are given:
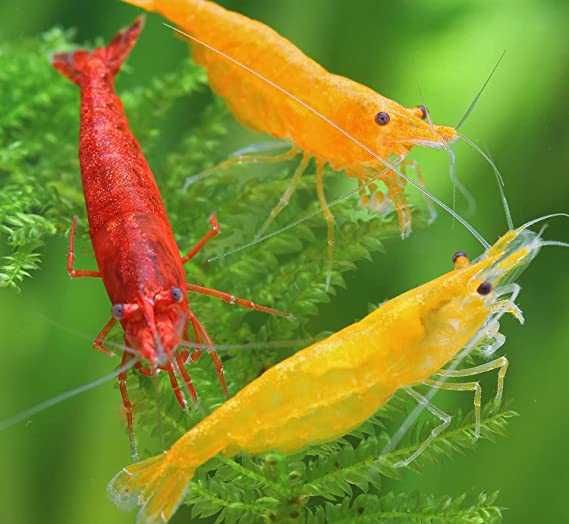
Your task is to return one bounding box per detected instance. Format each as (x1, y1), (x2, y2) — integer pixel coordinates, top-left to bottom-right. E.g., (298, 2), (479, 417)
(123, 0), (458, 281)
(109, 218), (567, 524)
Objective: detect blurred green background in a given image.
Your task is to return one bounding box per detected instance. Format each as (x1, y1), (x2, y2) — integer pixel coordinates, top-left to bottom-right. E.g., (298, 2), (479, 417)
(1, 0), (568, 523)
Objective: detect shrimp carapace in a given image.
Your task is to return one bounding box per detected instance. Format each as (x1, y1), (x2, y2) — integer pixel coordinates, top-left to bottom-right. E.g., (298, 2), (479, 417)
(122, 0), (458, 283)
(109, 224), (546, 524)
(52, 17), (287, 455)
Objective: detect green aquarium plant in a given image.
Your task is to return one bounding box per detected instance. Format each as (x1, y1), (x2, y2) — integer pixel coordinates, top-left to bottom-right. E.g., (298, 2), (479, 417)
(0, 30), (515, 523)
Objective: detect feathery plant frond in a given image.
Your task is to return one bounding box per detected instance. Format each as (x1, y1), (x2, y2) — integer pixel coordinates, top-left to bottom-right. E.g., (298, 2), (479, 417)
(308, 491), (503, 523)
(3, 31), (513, 523)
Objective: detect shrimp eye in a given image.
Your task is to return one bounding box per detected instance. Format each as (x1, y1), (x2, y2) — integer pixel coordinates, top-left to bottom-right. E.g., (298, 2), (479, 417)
(418, 104), (428, 120)
(375, 111), (390, 126)
(477, 282), (493, 296)
(170, 287), (183, 303)
(112, 304), (125, 319)
(452, 251), (468, 264)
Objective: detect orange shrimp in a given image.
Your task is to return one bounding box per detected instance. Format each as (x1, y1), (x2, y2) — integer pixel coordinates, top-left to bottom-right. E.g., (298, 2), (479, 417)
(107, 218), (569, 524)
(123, 0), (458, 282)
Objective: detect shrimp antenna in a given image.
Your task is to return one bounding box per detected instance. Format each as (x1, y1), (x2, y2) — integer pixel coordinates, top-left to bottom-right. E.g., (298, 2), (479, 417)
(460, 134), (514, 230)
(180, 338), (315, 353)
(533, 221), (569, 248)
(456, 50), (506, 130)
(448, 147), (477, 215)
(165, 24), (490, 249)
(518, 213), (569, 232)
(417, 97), (476, 217)
(541, 240), (569, 248)
(0, 357), (138, 432)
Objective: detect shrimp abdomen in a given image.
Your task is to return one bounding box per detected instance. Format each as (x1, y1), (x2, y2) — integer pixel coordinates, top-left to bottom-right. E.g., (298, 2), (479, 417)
(198, 320), (404, 455)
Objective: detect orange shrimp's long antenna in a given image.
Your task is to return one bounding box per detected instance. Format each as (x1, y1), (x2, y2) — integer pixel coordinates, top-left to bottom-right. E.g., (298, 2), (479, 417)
(456, 50), (506, 131)
(164, 23), (490, 250)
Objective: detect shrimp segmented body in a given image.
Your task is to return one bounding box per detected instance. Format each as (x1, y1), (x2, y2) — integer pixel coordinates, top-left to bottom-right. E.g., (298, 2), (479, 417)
(123, 0), (458, 280)
(52, 18), (286, 454)
(109, 224), (544, 524)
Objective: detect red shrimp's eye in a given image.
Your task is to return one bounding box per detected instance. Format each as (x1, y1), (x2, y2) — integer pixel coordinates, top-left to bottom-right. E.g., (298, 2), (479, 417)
(112, 303), (139, 319)
(418, 104), (428, 120)
(477, 282), (493, 296)
(170, 287), (183, 303)
(375, 111), (390, 126)
(112, 304), (125, 319)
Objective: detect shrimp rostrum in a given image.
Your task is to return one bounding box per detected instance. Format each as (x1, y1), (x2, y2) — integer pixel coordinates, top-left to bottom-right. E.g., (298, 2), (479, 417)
(108, 218), (564, 524)
(51, 18), (287, 454)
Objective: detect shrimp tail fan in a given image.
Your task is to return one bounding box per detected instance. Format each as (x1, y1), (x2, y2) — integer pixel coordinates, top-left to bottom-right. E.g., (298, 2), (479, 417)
(51, 16), (145, 84)
(108, 452), (193, 524)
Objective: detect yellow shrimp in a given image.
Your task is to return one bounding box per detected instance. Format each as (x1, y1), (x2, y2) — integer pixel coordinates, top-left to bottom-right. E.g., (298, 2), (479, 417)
(123, 0), (458, 277)
(108, 223), (552, 524)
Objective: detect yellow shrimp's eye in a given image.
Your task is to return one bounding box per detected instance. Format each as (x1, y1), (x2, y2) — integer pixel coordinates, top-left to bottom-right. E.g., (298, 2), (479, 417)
(417, 104), (428, 120)
(477, 282), (493, 296)
(452, 251), (470, 269)
(452, 251), (467, 264)
(375, 111), (390, 126)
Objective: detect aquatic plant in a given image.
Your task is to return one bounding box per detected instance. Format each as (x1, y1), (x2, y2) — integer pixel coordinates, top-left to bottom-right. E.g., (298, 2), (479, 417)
(0, 30), (512, 523)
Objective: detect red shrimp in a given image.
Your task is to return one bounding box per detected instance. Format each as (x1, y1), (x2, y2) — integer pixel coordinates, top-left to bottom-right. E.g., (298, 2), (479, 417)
(51, 17), (286, 454)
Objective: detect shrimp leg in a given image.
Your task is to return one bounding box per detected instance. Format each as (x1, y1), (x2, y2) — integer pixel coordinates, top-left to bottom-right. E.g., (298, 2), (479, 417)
(186, 283), (290, 318)
(393, 387), (452, 468)
(134, 346), (198, 406)
(256, 153), (311, 239)
(400, 159), (438, 224)
(424, 356), (509, 439)
(424, 380), (482, 438)
(166, 364), (189, 410)
(118, 351), (138, 460)
(182, 215), (220, 264)
(174, 352), (198, 403)
(187, 309), (228, 396)
(66, 216), (101, 278)
(315, 159), (335, 290)
(92, 317), (117, 357)
(379, 169), (412, 239)
(183, 147), (299, 189)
